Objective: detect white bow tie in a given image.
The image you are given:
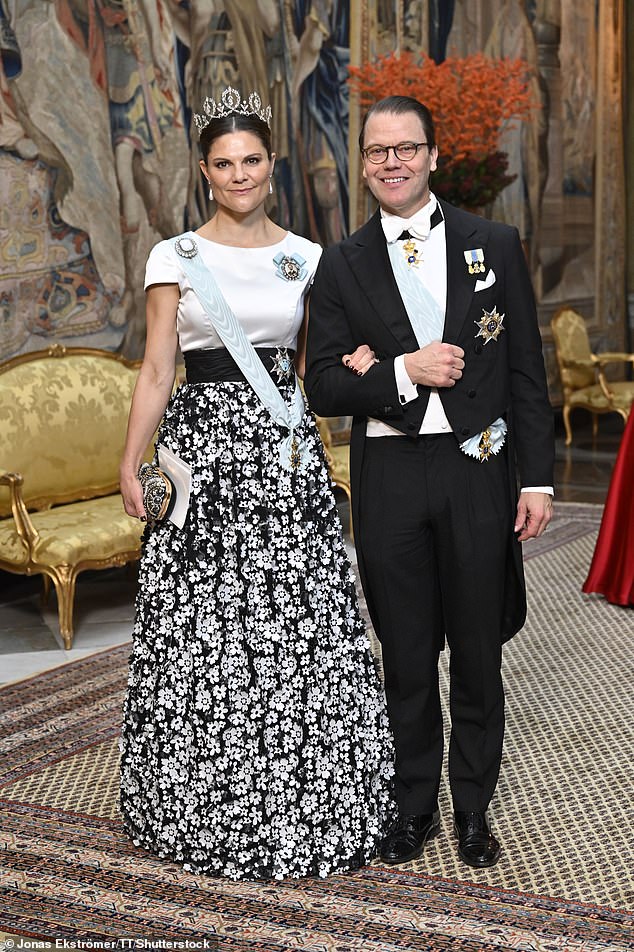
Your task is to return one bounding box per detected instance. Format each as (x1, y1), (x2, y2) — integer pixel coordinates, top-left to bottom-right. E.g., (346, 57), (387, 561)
(381, 208), (435, 244)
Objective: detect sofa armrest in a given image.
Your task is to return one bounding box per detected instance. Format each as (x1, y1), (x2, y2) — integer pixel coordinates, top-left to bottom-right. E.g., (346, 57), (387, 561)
(0, 470), (40, 557)
(563, 357), (595, 370)
(591, 352), (634, 366)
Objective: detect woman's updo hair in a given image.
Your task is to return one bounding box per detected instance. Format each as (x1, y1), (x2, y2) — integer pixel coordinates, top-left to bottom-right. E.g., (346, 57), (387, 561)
(199, 113), (272, 161)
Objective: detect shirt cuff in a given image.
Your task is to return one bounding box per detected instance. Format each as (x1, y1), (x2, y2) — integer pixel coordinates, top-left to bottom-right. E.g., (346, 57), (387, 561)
(394, 354), (418, 405)
(520, 486), (554, 495)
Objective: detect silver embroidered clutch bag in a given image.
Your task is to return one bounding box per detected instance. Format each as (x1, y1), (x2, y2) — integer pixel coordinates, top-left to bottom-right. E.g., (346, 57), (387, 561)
(137, 446), (192, 528)
(137, 462), (175, 523)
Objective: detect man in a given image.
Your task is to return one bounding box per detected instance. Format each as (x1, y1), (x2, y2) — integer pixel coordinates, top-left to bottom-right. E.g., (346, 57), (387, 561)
(304, 96), (554, 868)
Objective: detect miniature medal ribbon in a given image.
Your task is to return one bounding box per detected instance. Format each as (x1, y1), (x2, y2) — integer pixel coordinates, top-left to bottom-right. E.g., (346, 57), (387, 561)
(273, 252), (307, 281)
(174, 233), (312, 472)
(464, 248), (485, 274)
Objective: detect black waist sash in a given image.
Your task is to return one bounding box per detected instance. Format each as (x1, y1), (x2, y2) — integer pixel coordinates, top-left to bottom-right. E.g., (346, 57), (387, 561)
(184, 347), (295, 384)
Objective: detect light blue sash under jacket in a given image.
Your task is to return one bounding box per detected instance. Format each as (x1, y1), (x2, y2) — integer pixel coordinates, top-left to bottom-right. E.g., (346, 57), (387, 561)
(387, 242), (506, 460)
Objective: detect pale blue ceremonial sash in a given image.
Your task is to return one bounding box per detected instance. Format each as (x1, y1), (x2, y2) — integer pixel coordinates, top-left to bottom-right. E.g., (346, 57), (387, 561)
(387, 242), (445, 346)
(175, 232), (311, 472)
(387, 242), (506, 460)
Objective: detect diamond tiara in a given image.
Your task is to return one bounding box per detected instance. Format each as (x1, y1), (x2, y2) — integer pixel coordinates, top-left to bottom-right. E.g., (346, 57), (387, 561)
(194, 86), (272, 135)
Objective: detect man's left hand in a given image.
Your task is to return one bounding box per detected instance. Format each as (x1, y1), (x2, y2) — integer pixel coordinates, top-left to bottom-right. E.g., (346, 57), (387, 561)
(514, 492), (553, 541)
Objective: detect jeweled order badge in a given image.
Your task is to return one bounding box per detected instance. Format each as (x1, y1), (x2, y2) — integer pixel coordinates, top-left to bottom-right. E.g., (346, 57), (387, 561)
(403, 237), (421, 267)
(273, 252), (307, 281)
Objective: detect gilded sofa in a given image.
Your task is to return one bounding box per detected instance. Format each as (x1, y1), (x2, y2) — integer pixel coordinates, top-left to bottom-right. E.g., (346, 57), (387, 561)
(0, 346), (145, 649)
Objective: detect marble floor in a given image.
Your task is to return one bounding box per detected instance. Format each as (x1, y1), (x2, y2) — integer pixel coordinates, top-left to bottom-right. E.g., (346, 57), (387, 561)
(0, 411), (625, 686)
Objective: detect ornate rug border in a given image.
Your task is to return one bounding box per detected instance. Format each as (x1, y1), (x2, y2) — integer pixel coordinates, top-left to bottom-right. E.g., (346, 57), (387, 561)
(0, 799), (631, 922)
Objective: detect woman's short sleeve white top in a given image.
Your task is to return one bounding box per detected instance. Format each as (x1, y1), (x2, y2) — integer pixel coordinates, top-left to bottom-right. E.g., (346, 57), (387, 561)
(144, 232), (322, 352)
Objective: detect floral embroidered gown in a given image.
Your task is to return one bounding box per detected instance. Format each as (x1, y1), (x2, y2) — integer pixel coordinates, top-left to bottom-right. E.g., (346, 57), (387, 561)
(119, 232), (395, 880)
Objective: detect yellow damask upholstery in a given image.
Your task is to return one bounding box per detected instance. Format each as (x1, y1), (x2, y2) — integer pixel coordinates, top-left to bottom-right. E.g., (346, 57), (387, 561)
(551, 308), (634, 445)
(10, 496), (144, 566)
(0, 346), (145, 648)
(315, 416), (352, 536)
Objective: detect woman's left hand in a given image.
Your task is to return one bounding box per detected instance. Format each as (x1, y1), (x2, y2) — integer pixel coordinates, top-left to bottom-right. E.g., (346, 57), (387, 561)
(343, 344), (379, 376)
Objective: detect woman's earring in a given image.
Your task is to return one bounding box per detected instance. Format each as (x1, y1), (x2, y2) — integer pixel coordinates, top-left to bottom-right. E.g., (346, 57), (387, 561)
(208, 184), (213, 201)
(268, 176), (273, 195)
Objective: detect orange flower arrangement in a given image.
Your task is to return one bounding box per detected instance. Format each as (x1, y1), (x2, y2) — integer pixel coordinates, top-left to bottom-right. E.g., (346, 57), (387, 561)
(348, 52), (539, 208)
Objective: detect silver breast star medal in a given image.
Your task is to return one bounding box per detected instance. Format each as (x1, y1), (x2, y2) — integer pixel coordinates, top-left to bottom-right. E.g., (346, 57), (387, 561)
(475, 306), (505, 344)
(271, 347), (293, 382)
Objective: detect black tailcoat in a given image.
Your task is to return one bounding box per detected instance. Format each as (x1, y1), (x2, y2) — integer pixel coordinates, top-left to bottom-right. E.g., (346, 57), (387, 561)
(305, 200), (554, 643)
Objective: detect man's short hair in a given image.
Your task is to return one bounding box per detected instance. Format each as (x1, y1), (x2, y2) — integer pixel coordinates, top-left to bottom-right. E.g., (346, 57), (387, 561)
(359, 96), (436, 152)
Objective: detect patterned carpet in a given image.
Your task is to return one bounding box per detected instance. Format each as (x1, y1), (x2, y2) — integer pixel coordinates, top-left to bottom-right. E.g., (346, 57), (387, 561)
(1, 502), (633, 949)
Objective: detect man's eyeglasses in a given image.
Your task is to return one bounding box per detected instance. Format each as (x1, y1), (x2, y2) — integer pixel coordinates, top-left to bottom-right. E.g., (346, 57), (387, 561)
(361, 142), (429, 164)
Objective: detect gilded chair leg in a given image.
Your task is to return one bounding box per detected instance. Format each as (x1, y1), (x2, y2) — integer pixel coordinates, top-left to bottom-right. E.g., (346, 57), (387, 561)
(51, 564), (77, 650)
(591, 413), (599, 440)
(345, 486), (353, 540)
(41, 573), (51, 605)
(563, 405), (573, 446)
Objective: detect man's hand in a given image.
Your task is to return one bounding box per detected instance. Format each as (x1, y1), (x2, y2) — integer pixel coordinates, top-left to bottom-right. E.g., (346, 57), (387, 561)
(343, 344), (379, 376)
(514, 492), (553, 542)
(404, 342), (465, 387)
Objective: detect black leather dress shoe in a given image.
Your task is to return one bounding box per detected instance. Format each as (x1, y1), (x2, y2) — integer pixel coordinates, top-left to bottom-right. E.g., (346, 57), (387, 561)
(454, 811), (501, 868)
(379, 810), (441, 864)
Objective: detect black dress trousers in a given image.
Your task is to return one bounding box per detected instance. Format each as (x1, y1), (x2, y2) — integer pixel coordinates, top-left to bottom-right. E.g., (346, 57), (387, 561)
(358, 432), (510, 814)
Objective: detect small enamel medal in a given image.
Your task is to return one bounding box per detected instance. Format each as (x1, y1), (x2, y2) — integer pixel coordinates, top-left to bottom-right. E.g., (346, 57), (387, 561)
(475, 306), (505, 344)
(289, 434), (301, 470)
(464, 248), (485, 274)
(403, 236), (421, 267)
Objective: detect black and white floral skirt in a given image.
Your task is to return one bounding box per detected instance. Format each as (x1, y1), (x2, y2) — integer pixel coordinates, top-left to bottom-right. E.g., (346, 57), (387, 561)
(120, 382), (396, 880)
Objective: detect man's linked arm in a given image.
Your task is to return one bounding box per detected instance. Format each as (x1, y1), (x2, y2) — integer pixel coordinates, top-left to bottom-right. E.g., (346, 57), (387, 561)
(304, 249), (403, 419)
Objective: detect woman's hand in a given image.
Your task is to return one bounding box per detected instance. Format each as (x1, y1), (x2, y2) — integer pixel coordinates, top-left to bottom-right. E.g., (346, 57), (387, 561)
(119, 282), (179, 523)
(120, 466), (146, 521)
(343, 344), (379, 376)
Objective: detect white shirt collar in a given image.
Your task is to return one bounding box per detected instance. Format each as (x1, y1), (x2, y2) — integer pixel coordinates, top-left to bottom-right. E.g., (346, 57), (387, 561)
(380, 193), (441, 243)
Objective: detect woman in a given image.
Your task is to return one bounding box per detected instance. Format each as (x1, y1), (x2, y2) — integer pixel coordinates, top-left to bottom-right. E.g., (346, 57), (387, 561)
(583, 408), (634, 606)
(119, 87), (395, 880)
